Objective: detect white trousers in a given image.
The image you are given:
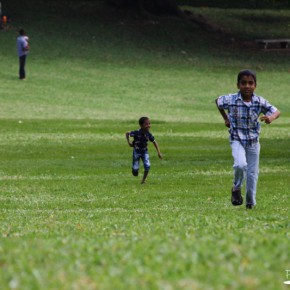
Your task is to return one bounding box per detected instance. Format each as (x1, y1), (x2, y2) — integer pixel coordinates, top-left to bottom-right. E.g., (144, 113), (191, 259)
(230, 140), (260, 206)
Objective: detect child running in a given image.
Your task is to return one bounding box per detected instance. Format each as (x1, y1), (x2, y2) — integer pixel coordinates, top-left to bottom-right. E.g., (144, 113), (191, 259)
(215, 69), (280, 209)
(126, 117), (163, 184)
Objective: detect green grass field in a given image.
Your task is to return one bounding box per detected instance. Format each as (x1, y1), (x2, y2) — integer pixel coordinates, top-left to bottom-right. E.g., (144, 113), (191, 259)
(0, 1), (290, 289)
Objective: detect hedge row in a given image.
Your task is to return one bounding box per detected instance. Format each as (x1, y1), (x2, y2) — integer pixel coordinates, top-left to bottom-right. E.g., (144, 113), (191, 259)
(178, 0), (290, 9)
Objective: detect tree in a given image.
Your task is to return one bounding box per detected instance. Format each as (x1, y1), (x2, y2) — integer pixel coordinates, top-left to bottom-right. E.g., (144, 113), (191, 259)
(107, 0), (181, 15)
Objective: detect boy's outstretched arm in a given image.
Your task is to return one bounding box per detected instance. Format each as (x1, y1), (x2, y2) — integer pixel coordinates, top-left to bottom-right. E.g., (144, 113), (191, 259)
(153, 141), (163, 159)
(215, 98), (230, 128)
(260, 110), (281, 124)
(125, 132), (133, 147)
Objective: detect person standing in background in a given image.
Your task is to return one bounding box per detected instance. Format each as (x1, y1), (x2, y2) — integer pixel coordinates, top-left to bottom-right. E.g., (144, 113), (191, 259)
(17, 29), (30, 80)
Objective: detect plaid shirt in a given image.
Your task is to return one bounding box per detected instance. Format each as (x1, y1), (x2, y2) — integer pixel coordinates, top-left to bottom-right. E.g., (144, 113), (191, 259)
(129, 129), (155, 152)
(217, 92), (278, 147)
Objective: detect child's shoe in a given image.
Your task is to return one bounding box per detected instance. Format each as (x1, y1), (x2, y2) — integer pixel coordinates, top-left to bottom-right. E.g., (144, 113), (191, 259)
(231, 188), (243, 206)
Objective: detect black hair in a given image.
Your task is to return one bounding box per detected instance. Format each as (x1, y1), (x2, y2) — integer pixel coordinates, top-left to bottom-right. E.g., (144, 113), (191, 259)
(139, 116), (149, 126)
(237, 69), (257, 84)
(19, 29), (25, 35)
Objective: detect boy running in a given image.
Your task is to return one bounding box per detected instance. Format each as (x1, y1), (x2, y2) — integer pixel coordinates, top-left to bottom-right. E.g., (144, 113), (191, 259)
(126, 117), (163, 184)
(216, 69), (280, 209)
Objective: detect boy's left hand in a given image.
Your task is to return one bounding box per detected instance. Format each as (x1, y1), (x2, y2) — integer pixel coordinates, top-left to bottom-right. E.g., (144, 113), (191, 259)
(260, 115), (273, 124)
(158, 153), (163, 160)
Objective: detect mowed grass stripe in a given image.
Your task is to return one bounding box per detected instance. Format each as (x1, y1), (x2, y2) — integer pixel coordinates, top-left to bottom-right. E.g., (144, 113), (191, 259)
(0, 165), (288, 182)
(0, 125), (288, 144)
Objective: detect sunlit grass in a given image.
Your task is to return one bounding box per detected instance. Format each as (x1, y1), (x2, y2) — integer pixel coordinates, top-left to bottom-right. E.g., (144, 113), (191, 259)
(0, 1), (289, 289)
(0, 118), (289, 289)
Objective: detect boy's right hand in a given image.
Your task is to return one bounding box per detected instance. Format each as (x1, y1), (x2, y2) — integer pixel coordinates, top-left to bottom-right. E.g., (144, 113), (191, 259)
(128, 142), (133, 147)
(225, 119), (230, 128)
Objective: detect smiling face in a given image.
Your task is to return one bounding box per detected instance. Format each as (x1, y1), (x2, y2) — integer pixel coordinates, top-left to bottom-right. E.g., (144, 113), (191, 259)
(141, 118), (151, 132)
(237, 75), (256, 101)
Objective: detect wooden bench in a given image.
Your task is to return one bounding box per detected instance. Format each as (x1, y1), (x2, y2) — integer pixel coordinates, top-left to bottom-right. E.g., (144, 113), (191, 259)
(255, 39), (290, 49)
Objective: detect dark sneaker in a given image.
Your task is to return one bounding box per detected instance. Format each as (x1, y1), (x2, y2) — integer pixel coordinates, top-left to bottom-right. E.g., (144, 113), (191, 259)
(132, 169), (138, 177)
(231, 188), (243, 206)
(246, 204), (253, 209)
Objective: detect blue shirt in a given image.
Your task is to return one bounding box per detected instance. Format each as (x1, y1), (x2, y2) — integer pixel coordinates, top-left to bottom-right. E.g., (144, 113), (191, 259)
(17, 36), (29, 57)
(129, 129), (155, 152)
(217, 92), (278, 147)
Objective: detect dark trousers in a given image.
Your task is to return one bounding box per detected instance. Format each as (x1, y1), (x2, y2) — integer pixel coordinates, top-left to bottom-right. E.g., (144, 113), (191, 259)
(19, 55), (26, 79)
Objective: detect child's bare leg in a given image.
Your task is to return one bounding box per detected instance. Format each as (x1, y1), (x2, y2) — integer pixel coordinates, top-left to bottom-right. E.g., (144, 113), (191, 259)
(141, 170), (149, 184)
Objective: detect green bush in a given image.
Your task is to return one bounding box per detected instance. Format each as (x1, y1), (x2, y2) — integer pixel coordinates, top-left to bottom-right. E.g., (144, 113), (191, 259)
(178, 0), (290, 9)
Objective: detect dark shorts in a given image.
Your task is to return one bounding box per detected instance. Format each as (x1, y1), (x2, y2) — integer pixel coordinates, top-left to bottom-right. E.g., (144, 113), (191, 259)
(132, 149), (150, 171)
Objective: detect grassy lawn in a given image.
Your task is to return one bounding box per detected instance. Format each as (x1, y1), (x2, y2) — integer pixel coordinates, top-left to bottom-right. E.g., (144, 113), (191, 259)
(183, 7), (290, 40)
(0, 1), (289, 289)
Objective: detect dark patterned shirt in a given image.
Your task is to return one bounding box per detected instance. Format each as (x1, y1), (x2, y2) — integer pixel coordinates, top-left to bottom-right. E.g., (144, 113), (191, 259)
(217, 92), (278, 147)
(129, 129), (155, 152)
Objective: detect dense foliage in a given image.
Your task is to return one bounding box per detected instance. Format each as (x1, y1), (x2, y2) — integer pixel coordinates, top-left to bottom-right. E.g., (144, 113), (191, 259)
(179, 0), (290, 9)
